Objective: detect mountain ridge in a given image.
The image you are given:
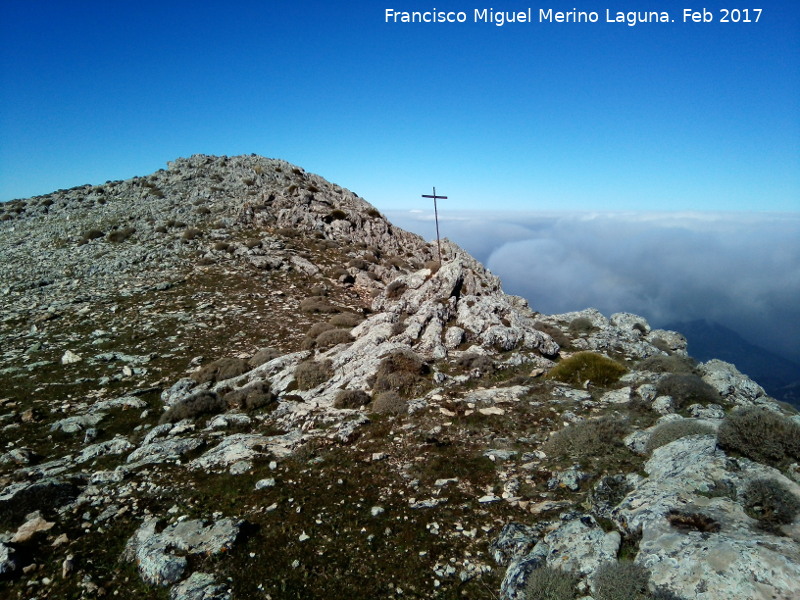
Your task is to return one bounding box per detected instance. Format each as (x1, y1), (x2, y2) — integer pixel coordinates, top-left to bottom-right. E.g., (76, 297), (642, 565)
(1, 154), (799, 600)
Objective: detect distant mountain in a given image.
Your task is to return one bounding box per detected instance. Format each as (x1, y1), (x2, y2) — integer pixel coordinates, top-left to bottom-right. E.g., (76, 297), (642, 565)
(662, 319), (800, 407)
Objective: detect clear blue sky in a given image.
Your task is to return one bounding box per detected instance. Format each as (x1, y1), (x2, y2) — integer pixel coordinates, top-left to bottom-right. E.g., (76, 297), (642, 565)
(1, 1), (798, 211)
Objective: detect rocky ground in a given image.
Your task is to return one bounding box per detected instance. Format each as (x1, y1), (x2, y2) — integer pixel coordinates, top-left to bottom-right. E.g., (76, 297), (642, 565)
(1, 154), (799, 600)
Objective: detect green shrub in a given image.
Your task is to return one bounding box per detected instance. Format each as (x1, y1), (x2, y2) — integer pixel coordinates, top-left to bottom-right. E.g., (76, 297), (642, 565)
(315, 329), (354, 348)
(717, 407), (800, 467)
(371, 391), (408, 415)
(191, 358), (250, 384)
(655, 374), (719, 409)
(593, 561), (650, 600)
(524, 566), (578, 600)
(248, 347), (281, 368)
(547, 352), (627, 387)
(295, 359), (333, 390)
(334, 389), (371, 409)
(637, 355), (696, 375)
(544, 416), (630, 460)
(160, 391), (226, 424)
(329, 312), (364, 328)
(646, 419), (715, 454)
(742, 478), (800, 534)
(371, 350), (430, 398)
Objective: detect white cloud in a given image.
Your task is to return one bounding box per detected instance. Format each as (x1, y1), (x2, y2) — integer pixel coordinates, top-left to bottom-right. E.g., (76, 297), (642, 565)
(388, 210), (800, 362)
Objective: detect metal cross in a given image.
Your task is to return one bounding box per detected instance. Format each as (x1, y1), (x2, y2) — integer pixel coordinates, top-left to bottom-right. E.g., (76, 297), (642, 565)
(421, 187), (447, 264)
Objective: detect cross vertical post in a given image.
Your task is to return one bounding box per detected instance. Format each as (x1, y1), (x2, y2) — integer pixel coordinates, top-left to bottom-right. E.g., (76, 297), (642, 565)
(421, 187), (448, 264)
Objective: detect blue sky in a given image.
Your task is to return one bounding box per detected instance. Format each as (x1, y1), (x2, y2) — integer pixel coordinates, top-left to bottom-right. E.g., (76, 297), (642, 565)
(1, 1), (798, 210)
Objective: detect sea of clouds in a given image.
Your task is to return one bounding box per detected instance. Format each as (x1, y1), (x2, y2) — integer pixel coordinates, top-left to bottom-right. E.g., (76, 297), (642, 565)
(386, 210), (800, 364)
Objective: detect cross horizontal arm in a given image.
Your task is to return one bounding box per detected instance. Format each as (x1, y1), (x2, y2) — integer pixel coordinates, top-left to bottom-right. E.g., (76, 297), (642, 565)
(422, 194), (448, 200)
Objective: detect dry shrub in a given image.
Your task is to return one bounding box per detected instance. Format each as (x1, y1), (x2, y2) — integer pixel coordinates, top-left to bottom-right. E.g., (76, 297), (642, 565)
(212, 241), (231, 252)
(646, 419), (715, 454)
(371, 391), (408, 415)
(329, 312), (364, 328)
(385, 280), (407, 299)
(742, 478), (800, 533)
(568, 316), (595, 335)
(81, 229), (105, 242)
(244, 238), (262, 249)
(424, 260), (441, 274)
(655, 374), (719, 409)
(300, 297), (339, 314)
(223, 381), (274, 411)
(717, 407), (800, 467)
(315, 329), (353, 348)
(637, 355), (696, 375)
(191, 358), (250, 384)
(592, 561), (650, 600)
(334, 389), (371, 409)
(182, 228), (202, 240)
(371, 350), (430, 398)
(106, 227), (135, 243)
(248, 347), (281, 368)
(455, 353), (496, 376)
(547, 352), (627, 387)
(295, 359), (333, 390)
(160, 391), (225, 424)
(523, 566), (578, 600)
(544, 416), (630, 460)
(534, 322), (571, 348)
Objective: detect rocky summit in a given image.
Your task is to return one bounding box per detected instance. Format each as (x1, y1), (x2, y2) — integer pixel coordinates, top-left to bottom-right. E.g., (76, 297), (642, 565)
(1, 154), (799, 600)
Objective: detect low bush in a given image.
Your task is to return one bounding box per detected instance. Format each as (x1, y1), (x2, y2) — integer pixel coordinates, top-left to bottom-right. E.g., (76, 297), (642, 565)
(81, 229), (105, 242)
(315, 329), (353, 348)
(248, 347), (281, 368)
(544, 416), (630, 461)
(326, 209), (347, 221)
(244, 238), (262, 249)
(655, 374), (719, 409)
(568, 317), (595, 335)
(329, 312), (364, 328)
(223, 381), (274, 411)
(637, 355), (696, 375)
(645, 419), (716, 454)
(534, 322), (571, 348)
(212, 241), (231, 252)
(371, 391), (408, 415)
(523, 566), (578, 600)
(182, 227), (202, 240)
(191, 358), (250, 384)
(160, 391), (225, 424)
(371, 350), (430, 398)
(385, 280), (407, 299)
(593, 560), (650, 600)
(106, 227), (136, 243)
(333, 389), (371, 409)
(300, 297), (339, 314)
(455, 353), (496, 376)
(742, 478), (800, 534)
(295, 359), (333, 390)
(547, 352), (627, 387)
(716, 407), (800, 466)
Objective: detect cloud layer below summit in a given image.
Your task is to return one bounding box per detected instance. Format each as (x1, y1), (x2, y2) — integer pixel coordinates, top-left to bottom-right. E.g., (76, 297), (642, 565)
(387, 210), (800, 363)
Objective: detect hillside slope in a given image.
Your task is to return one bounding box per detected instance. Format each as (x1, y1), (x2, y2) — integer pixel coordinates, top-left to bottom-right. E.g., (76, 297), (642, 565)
(1, 155), (799, 600)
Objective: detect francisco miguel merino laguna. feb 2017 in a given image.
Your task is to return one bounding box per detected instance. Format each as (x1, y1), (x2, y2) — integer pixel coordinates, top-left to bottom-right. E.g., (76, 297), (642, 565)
(386, 8), (686, 27)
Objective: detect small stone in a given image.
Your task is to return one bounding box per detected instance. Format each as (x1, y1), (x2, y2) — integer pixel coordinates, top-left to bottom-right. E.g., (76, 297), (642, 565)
(478, 407), (505, 416)
(298, 532), (310, 542)
(61, 350), (82, 365)
(371, 506), (385, 517)
(255, 478), (276, 490)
